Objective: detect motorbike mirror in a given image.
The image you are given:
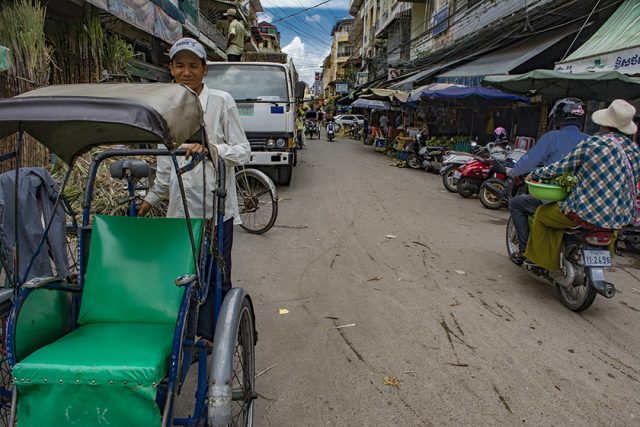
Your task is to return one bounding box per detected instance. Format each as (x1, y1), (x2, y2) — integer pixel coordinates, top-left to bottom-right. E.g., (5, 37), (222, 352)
(471, 142), (477, 147)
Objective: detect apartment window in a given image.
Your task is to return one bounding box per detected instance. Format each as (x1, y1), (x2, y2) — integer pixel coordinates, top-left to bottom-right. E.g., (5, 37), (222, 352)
(432, 0), (449, 36)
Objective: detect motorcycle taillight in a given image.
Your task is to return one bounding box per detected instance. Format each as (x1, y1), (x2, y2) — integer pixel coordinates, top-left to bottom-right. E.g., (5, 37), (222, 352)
(584, 231), (614, 246)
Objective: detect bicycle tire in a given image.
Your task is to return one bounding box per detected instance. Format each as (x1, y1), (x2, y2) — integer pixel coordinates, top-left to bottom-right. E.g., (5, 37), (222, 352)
(235, 169), (278, 234)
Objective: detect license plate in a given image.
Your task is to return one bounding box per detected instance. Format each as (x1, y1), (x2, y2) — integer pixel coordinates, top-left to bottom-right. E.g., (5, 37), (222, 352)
(583, 250), (612, 267)
(453, 171), (461, 179)
(237, 105), (254, 117)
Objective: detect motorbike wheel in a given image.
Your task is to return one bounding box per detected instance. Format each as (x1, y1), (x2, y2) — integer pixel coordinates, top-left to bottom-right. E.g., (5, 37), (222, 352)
(505, 217), (523, 266)
(442, 167), (458, 193)
(624, 240), (640, 253)
(622, 230), (640, 253)
(456, 177), (476, 198)
(557, 278), (598, 312)
(479, 183), (505, 210)
(405, 153), (421, 169)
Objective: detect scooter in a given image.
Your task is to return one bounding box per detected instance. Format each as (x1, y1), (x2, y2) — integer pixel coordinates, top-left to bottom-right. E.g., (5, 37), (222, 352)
(478, 148), (527, 209)
(506, 215), (616, 312)
(405, 133), (448, 172)
(455, 143), (510, 198)
(327, 122), (336, 142)
(440, 150), (476, 193)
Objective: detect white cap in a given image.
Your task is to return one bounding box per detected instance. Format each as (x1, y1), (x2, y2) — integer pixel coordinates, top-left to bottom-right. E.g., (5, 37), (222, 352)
(169, 38), (206, 60)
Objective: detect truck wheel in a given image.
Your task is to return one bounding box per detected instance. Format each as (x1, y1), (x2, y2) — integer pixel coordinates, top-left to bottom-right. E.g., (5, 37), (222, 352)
(277, 165), (292, 186)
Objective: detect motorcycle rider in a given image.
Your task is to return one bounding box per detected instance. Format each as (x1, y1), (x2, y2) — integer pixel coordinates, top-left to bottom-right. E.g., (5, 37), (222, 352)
(493, 127), (509, 146)
(526, 99), (640, 270)
(508, 98), (588, 261)
(326, 117), (336, 139)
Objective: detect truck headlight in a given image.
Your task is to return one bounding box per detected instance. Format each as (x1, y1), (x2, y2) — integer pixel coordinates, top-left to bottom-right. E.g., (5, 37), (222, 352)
(276, 138), (287, 148)
(266, 138), (275, 148)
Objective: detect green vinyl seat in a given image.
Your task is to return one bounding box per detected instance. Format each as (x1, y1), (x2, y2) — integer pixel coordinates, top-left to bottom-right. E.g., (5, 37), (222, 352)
(13, 215), (203, 427)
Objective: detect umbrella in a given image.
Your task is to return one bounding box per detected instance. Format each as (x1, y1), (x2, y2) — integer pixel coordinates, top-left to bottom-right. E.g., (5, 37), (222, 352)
(482, 69), (640, 102)
(351, 99), (391, 110)
(359, 88), (410, 103)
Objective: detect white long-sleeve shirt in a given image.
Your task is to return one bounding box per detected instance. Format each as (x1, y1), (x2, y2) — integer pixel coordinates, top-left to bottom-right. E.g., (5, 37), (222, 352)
(145, 85), (251, 224)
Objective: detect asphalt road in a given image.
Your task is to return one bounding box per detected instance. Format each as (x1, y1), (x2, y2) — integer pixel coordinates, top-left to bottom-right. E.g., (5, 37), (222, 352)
(235, 135), (640, 426)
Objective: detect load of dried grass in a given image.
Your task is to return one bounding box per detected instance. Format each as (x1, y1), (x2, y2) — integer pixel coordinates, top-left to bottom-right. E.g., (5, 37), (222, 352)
(49, 148), (168, 220)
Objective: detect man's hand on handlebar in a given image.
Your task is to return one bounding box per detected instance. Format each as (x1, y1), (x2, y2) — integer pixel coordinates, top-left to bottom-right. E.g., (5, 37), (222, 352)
(184, 143), (216, 159)
(137, 200), (152, 216)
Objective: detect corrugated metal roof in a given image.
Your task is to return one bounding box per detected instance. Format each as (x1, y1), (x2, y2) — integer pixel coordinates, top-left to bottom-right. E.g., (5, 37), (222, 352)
(436, 25), (578, 85)
(564, 0), (640, 61)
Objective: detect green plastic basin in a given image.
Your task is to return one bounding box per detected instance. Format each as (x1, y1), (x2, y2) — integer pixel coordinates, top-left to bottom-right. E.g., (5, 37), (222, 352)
(527, 181), (568, 201)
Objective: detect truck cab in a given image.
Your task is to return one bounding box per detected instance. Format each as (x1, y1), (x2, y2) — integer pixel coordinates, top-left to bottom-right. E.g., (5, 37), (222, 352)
(205, 61), (301, 185)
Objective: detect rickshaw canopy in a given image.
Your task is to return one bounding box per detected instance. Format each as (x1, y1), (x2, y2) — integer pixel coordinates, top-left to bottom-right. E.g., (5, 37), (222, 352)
(0, 83), (204, 164)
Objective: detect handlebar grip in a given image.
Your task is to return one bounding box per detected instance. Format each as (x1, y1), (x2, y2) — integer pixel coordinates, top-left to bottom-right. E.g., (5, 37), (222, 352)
(177, 152), (205, 175)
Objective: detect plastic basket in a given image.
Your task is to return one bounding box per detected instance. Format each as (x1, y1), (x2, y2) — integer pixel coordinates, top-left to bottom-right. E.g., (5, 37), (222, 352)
(452, 141), (472, 153)
(527, 181), (568, 201)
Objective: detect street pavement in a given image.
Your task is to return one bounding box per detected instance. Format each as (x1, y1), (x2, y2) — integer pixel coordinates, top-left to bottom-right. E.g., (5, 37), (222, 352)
(235, 135), (640, 425)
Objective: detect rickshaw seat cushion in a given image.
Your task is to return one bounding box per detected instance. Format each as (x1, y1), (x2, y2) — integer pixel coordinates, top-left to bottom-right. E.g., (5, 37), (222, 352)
(13, 322), (175, 426)
(78, 215), (203, 325)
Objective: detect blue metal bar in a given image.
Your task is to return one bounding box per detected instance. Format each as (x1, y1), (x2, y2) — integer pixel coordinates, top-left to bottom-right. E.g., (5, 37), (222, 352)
(0, 151), (16, 163)
(127, 178), (137, 217)
(6, 287), (32, 366)
(213, 157), (226, 323)
(13, 127), (23, 289)
(163, 284), (194, 424)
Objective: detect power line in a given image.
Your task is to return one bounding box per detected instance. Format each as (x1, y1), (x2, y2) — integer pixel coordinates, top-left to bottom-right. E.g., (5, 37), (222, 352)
(273, 0), (335, 23)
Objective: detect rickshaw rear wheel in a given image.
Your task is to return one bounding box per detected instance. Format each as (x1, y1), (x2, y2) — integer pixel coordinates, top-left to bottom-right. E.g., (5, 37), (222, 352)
(226, 297), (255, 427)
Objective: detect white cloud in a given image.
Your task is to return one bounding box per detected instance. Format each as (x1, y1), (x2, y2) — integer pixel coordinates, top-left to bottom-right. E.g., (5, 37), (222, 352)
(257, 12), (273, 23)
(305, 14), (322, 23)
(282, 36), (328, 84)
(260, 0), (349, 9)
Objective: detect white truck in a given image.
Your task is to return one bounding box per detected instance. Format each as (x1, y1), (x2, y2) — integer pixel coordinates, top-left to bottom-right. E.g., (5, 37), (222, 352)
(205, 60), (304, 185)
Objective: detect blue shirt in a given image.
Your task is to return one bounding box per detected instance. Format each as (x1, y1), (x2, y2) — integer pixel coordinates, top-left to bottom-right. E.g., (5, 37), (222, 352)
(509, 125), (588, 177)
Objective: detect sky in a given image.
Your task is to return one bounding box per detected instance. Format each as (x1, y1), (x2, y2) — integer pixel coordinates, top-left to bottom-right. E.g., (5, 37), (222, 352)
(257, 0), (350, 85)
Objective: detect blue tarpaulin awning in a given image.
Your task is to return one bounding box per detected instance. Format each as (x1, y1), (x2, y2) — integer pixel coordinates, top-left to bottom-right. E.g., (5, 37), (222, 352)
(409, 86), (529, 103)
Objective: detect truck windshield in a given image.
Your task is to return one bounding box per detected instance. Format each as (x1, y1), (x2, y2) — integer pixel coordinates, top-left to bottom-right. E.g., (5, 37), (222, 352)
(205, 65), (289, 103)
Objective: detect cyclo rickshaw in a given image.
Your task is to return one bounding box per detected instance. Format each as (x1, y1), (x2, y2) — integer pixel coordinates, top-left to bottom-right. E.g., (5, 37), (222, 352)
(0, 83), (256, 426)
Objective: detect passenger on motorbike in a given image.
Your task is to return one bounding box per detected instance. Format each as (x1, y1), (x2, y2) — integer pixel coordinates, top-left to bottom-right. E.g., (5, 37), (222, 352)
(525, 99), (640, 270)
(508, 98), (588, 261)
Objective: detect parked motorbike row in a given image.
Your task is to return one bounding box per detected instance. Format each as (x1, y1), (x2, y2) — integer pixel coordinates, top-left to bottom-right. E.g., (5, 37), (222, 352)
(396, 135), (640, 313)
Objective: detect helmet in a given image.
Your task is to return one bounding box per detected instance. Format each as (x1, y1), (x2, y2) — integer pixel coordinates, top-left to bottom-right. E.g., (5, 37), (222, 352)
(549, 97), (585, 126)
(494, 127), (508, 140)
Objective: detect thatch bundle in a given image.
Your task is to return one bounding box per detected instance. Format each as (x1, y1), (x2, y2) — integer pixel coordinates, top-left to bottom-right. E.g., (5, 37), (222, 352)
(0, 0), (51, 172)
(48, 11), (134, 85)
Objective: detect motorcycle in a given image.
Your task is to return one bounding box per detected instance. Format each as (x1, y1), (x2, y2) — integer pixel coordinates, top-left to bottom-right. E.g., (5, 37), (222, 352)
(478, 148), (527, 210)
(440, 149), (476, 193)
(616, 185), (640, 253)
(405, 132), (448, 172)
(349, 122), (362, 140)
(304, 120), (319, 139)
(506, 214), (616, 312)
(327, 122), (336, 142)
(455, 142), (511, 198)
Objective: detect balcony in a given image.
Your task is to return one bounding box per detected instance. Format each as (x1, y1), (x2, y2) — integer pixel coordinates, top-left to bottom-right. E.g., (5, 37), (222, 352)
(180, 0), (227, 55)
(349, 0), (364, 15)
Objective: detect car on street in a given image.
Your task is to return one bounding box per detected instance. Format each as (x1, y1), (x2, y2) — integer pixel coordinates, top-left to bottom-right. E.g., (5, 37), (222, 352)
(334, 114), (366, 127)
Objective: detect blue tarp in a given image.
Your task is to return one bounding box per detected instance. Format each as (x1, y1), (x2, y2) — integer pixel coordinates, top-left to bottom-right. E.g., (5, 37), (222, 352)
(351, 99), (391, 110)
(408, 86), (529, 103)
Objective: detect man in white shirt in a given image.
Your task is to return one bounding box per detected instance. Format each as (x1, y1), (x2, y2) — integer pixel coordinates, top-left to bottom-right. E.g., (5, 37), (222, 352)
(138, 37), (251, 342)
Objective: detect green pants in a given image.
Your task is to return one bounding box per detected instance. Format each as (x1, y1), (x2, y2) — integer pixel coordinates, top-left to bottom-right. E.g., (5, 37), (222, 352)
(524, 203), (576, 270)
